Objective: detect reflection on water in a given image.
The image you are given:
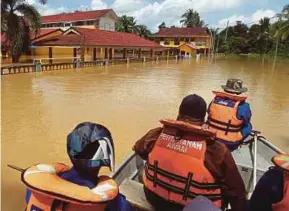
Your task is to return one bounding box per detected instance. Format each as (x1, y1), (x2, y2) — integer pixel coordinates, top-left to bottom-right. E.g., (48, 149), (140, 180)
(2, 57), (289, 210)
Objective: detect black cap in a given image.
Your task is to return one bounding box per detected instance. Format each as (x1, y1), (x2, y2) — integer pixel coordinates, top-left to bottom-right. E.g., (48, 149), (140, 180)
(179, 94), (207, 120)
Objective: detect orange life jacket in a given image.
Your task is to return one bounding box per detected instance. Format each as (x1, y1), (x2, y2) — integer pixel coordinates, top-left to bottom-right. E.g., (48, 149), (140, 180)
(143, 119), (222, 208)
(22, 163), (119, 211)
(207, 91), (247, 143)
(272, 154), (289, 211)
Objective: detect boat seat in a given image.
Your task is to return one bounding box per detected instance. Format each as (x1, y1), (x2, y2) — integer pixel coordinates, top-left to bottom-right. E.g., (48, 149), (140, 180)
(119, 179), (155, 211)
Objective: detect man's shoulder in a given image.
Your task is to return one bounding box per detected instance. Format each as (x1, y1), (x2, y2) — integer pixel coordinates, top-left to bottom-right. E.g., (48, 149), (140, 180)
(206, 139), (228, 157)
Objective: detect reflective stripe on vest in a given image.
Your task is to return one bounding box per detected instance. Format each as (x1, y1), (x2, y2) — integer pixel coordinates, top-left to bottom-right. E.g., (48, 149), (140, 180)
(272, 154), (289, 172)
(143, 119), (222, 207)
(207, 91), (246, 143)
(22, 163), (118, 211)
(272, 172), (289, 211)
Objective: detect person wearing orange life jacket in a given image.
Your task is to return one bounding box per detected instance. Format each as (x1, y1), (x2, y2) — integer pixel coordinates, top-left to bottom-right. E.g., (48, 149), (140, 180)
(133, 94), (246, 211)
(207, 79), (252, 151)
(23, 122), (134, 211)
(249, 154), (289, 211)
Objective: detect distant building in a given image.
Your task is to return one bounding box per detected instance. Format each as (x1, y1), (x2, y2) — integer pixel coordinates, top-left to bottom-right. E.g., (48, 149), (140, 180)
(41, 9), (118, 31)
(2, 9), (165, 64)
(152, 27), (211, 56)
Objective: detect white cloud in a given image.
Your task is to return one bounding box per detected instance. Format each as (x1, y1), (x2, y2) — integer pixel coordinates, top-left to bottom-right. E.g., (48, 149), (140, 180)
(214, 9), (277, 29)
(38, 5), (69, 16)
(91, 0), (108, 10)
(27, 0), (36, 5)
(251, 9), (276, 22)
(111, 0), (147, 14)
(99, 0), (248, 32)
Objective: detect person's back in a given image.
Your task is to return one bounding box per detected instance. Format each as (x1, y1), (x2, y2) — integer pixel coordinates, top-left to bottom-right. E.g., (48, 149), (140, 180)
(207, 79), (252, 151)
(23, 122), (132, 211)
(249, 154), (289, 211)
(134, 94), (246, 211)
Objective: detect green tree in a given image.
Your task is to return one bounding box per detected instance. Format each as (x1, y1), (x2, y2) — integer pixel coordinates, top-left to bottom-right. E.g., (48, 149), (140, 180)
(276, 4), (289, 40)
(136, 24), (152, 39)
(180, 9), (205, 27)
(158, 22), (166, 30)
(1, 0), (46, 62)
(116, 15), (138, 33)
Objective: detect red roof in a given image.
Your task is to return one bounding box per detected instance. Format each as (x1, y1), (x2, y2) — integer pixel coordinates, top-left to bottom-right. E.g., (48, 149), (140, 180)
(30, 28), (62, 40)
(33, 27), (163, 48)
(153, 27), (208, 37)
(41, 9), (111, 24)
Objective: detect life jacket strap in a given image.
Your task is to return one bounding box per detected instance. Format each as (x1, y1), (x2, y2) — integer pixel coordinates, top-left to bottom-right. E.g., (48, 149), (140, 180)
(183, 172), (193, 200)
(146, 163), (221, 189)
(208, 117), (242, 129)
(208, 117), (242, 133)
(144, 164), (222, 201)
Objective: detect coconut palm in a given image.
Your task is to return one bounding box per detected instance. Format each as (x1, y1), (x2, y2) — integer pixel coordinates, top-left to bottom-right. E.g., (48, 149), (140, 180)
(277, 4), (289, 40)
(158, 22), (166, 30)
(136, 24), (152, 39)
(1, 0), (46, 62)
(116, 15), (138, 33)
(180, 9), (205, 27)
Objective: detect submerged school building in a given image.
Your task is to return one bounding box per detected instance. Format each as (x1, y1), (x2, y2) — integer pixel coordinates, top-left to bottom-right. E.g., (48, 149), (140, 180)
(1, 9), (165, 64)
(152, 27), (211, 56)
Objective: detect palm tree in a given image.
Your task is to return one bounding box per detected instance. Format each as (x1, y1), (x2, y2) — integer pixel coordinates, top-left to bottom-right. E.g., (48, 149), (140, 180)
(136, 24), (152, 39)
(270, 4), (289, 61)
(180, 9), (205, 27)
(116, 15), (138, 33)
(1, 0), (46, 63)
(158, 22), (166, 30)
(277, 4), (289, 40)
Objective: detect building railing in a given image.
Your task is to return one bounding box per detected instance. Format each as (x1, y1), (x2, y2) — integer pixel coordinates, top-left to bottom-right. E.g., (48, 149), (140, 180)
(1, 56), (177, 75)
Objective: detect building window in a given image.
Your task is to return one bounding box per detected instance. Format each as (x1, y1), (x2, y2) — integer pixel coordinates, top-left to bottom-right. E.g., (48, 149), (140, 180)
(185, 38), (190, 42)
(41, 24), (47, 28)
(74, 21), (84, 26)
(160, 37), (164, 41)
(191, 37), (195, 42)
(64, 22), (72, 27)
(105, 23), (110, 30)
(174, 38), (180, 45)
(87, 20), (94, 25)
(180, 38), (184, 42)
(164, 40), (170, 45)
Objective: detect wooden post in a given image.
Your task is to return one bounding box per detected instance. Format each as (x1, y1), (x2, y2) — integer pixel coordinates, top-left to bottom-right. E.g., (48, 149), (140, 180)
(104, 48), (108, 59)
(80, 47), (85, 62)
(49, 47), (52, 64)
(93, 48), (97, 61)
(138, 48), (141, 59)
(123, 48), (127, 59)
(109, 48), (113, 60)
(73, 48), (77, 58)
(150, 49), (154, 58)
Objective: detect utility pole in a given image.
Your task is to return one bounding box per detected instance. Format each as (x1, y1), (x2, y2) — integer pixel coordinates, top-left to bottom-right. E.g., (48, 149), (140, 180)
(224, 20), (229, 43)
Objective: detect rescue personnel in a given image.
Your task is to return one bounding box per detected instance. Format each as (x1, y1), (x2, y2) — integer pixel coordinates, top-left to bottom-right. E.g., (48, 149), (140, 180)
(207, 78), (252, 151)
(249, 153), (289, 211)
(133, 94), (246, 211)
(23, 122), (133, 211)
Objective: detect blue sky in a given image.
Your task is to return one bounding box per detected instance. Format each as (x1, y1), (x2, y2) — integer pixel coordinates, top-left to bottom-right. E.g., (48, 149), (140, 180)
(30, 0), (288, 32)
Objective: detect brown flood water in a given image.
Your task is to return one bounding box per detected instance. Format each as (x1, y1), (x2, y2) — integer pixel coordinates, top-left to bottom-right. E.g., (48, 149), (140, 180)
(2, 57), (289, 210)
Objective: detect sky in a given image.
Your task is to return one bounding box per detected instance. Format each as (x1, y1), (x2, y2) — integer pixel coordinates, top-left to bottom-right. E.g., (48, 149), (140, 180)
(28, 0), (288, 32)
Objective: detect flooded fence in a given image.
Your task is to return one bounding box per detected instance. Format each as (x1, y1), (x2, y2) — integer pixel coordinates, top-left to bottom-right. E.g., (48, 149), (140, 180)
(1, 56), (177, 75)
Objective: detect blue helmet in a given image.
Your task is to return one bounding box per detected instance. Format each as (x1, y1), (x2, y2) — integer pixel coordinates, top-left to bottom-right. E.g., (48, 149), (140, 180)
(67, 122), (115, 173)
